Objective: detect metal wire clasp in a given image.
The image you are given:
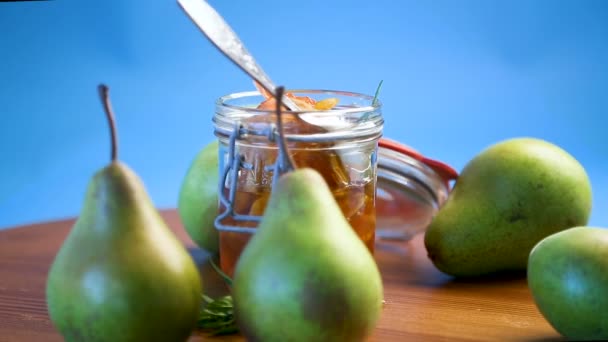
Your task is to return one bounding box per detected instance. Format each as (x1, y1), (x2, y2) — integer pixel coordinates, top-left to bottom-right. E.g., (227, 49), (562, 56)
(214, 122), (284, 234)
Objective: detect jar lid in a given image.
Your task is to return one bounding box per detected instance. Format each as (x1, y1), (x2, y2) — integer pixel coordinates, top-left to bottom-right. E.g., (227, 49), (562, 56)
(376, 138), (458, 241)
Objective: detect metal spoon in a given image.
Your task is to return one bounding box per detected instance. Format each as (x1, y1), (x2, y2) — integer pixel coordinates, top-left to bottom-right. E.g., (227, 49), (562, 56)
(177, 0), (300, 111)
(177, 0), (355, 130)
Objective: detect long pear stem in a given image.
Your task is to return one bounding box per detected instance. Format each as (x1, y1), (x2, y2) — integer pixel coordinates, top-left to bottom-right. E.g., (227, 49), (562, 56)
(98, 84), (118, 162)
(275, 86), (296, 171)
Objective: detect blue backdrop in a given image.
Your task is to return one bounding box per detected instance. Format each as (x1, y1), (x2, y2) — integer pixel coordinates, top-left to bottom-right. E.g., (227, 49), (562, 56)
(1, 0), (606, 229)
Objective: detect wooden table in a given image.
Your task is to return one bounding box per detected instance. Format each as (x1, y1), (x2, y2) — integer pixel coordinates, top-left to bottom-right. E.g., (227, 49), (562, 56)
(0, 210), (562, 342)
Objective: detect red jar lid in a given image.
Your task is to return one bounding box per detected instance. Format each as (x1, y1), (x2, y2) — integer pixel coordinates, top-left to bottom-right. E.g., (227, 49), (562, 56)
(376, 138), (458, 241)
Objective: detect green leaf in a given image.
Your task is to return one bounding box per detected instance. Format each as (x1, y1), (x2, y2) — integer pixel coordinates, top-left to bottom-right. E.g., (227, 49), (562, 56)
(359, 80), (384, 123)
(209, 258), (234, 286)
(197, 293), (239, 336)
(372, 80), (384, 106)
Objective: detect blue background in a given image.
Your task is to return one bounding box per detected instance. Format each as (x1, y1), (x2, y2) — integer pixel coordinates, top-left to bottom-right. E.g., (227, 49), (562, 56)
(1, 0), (606, 230)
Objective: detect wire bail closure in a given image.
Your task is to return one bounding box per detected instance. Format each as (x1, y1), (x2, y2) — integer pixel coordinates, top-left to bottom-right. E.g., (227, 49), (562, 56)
(214, 121), (286, 234)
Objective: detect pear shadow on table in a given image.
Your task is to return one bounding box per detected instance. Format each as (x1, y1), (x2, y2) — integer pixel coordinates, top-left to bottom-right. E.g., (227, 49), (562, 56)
(440, 270), (528, 286)
(422, 267), (530, 295)
(374, 236), (529, 289)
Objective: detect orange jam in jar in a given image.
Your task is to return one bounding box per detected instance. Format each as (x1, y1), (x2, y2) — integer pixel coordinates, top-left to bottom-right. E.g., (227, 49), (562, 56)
(213, 89), (383, 277)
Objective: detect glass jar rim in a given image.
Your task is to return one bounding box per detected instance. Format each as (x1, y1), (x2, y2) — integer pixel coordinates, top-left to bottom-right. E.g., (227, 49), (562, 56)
(213, 89), (384, 143)
(215, 89), (382, 114)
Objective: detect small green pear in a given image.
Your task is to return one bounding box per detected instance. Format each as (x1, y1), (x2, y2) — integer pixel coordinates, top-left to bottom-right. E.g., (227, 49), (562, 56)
(424, 137), (592, 277)
(528, 226), (608, 340)
(231, 86), (383, 342)
(46, 85), (202, 342)
(178, 140), (220, 254)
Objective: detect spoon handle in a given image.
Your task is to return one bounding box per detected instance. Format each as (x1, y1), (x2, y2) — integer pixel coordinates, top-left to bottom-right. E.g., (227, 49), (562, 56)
(177, 0), (300, 111)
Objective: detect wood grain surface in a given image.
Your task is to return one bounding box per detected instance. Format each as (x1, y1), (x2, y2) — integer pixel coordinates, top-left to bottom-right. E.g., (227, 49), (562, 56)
(0, 210), (562, 342)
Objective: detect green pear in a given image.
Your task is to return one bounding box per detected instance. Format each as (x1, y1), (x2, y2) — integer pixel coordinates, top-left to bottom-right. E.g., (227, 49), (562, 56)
(178, 140), (220, 254)
(46, 85), (202, 342)
(424, 137), (592, 277)
(232, 168), (384, 342)
(528, 226), (608, 340)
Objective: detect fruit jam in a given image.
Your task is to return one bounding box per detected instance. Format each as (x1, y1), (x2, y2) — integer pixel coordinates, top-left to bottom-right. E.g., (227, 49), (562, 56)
(214, 88), (382, 277)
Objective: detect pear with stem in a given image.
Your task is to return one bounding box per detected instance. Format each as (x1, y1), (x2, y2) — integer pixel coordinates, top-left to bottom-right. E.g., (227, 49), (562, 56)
(46, 84), (202, 342)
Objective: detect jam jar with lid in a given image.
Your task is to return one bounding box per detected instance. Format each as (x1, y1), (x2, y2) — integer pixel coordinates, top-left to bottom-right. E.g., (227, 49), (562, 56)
(213, 90), (458, 275)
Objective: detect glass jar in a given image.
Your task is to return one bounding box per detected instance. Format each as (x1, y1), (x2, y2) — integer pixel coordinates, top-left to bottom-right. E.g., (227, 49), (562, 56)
(213, 89), (384, 277)
(375, 138), (458, 242)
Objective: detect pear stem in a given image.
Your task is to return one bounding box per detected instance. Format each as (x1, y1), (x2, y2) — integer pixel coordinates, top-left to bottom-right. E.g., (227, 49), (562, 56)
(275, 86), (296, 171)
(98, 84), (118, 162)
